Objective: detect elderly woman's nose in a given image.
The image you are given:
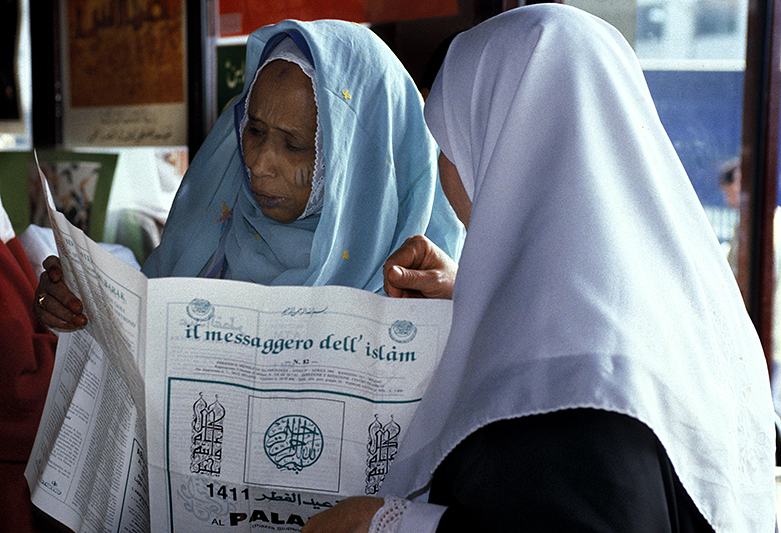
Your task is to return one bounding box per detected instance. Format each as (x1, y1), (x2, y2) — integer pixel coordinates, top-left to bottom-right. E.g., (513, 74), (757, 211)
(248, 142), (278, 177)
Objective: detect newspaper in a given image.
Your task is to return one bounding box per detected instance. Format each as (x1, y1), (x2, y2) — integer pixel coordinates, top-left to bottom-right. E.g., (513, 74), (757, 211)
(25, 161), (452, 533)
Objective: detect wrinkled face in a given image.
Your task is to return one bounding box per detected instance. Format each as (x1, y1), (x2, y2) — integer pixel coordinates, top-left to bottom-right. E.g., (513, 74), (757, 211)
(242, 60), (317, 223)
(438, 152), (471, 228)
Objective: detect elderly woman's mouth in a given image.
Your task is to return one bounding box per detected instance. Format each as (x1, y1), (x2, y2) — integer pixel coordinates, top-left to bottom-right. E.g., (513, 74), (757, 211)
(254, 193), (284, 208)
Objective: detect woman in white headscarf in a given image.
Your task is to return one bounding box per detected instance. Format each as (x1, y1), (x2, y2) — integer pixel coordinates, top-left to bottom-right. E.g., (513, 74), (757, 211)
(302, 5), (775, 533)
(34, 20), (464, 329)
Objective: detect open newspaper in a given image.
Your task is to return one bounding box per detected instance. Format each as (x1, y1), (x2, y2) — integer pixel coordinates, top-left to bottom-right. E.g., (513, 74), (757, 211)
(25, 162), (452, 533)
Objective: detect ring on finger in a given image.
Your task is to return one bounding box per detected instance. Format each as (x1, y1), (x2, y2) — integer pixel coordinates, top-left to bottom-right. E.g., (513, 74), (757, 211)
(37, 294), (46, 306)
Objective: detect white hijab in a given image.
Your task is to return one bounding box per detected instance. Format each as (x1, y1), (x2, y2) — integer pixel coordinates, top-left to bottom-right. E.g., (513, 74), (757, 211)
(381, 5), (776, 532)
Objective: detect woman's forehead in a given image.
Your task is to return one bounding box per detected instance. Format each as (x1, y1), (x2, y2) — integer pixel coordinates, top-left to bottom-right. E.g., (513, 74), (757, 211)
(247, 62), (316, 137)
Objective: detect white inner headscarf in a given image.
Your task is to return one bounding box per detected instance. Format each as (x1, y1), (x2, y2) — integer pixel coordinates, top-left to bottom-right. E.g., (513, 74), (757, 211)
(0, 194), (14, 243)
(240, 36), (324, 219)
(382, 6), (775, 532)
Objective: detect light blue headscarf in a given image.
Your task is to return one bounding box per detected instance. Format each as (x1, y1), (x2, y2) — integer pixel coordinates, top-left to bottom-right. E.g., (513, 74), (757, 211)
(142, 19), (464, 292)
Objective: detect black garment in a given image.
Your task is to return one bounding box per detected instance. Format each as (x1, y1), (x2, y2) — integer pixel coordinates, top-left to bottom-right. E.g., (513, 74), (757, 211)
(430, 409), (713, 533)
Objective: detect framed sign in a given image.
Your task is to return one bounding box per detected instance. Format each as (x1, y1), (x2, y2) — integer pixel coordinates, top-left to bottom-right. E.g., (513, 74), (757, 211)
(0, 0), (27, 141)
(216, 43), (247, 116)
(61, 1), (188, 147)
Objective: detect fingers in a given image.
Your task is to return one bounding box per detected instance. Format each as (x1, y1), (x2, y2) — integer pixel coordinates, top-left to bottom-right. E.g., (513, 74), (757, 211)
(387, 264), (456, 299)
(42, 255), (63, 283)
(384, 265), (409, 298)
(34, 256), (88, 330)
(385, 265), (425, 298)
(383, 235), (431, 297)
(35, 295), (87, 330)
(383, 235), (457, 299)
(384, 235), (428, 271)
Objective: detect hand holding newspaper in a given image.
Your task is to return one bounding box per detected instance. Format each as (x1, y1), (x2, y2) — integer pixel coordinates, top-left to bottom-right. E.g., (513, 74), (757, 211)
(25, 157), (453, 532)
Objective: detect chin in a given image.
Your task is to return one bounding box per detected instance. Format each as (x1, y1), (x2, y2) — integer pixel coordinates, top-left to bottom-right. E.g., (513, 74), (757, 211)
(261, 207), (295, 224)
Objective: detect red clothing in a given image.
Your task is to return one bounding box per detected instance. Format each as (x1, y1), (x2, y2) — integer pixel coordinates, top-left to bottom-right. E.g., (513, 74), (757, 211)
(0, 236), (57, 533)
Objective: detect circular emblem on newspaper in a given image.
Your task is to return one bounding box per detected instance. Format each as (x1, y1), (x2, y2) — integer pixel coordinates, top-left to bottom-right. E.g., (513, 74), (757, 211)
(264, 415), (324, 472)
(187, 298), (214, 322)
(388, 320), (416, 343)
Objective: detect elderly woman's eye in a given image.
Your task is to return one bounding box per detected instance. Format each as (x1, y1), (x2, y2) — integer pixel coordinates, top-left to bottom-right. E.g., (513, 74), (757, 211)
(286, 142), (305, 152)
(247, 125), (266, 138)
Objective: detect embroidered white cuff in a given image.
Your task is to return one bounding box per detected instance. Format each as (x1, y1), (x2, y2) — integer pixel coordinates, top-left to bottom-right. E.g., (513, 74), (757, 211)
(369, 496), (447, 533)
(368, 496), (409, 533)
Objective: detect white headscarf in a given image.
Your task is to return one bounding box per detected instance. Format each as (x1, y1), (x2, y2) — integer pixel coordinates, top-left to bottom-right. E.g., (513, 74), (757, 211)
(381, 5), (775, 532)
(0, 194), (14, 244)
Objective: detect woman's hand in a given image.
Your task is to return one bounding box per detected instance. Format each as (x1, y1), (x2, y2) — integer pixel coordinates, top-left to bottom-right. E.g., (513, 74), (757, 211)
(33, 255), (88, 330)
(302, 496), (384, 533)
(383, 235), (457, 299)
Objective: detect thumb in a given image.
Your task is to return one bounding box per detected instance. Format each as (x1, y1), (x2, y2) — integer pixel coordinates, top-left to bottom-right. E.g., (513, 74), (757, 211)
(385, 265), (421, 297)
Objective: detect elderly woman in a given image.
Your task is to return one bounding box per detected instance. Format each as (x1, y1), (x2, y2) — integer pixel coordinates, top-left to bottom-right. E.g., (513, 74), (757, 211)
(304, 5), (775, 533)
(34, 19), (464, 328)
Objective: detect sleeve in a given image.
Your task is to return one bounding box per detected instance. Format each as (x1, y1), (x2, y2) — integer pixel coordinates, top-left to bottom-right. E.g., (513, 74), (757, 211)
(424, 410), (713, 532)
(365, 496), (446, 533)
(396, 500), (447, 533)
(0, 236), (57, 461)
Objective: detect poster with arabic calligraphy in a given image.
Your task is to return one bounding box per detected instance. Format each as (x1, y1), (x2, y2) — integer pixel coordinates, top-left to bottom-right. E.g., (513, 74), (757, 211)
(216, 44), (246, 115)
(61, 0), (188, 146)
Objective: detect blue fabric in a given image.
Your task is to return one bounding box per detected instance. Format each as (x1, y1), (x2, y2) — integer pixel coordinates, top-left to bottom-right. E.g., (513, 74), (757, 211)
(142, 20), (464, 292)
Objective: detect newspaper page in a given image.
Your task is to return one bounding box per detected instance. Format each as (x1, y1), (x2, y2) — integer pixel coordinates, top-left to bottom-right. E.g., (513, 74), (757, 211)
(26, 160), (453, 533)
(26, 330), (151, 532)
(145, 279), (451, 532)
(25, 159), (151, 532)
